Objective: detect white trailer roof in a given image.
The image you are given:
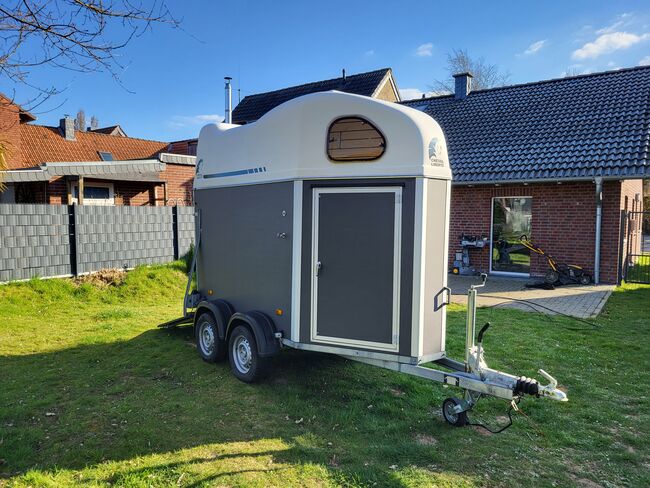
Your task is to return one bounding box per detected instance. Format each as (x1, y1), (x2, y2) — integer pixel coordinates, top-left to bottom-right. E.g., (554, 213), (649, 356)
(194, 91), (451, 190)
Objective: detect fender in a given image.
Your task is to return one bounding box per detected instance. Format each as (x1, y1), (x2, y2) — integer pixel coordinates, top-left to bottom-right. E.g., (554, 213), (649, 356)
(194, 299), (234, 341)
(227, 311), (281, 357)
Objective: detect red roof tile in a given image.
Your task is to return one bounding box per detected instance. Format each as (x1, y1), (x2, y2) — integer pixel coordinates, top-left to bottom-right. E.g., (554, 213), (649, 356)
(15, 124), (168, 169)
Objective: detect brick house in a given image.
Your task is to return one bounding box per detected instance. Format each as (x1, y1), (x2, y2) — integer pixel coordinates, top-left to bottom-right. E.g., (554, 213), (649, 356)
(402, 67), (648, 284)
(0, 95), (195, 206)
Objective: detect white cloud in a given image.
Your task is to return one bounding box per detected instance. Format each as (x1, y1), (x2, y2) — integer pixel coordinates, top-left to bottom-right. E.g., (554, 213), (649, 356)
(399, 88), (437, 100)
(364, 49), (375, 56)
(639, 55), (650, 66)
(596, 13), (633, 34)
(572, 31), (650, 59)
(523, 39), (547, 55)
(168, 114), (223, 129)
(415, 43), (433, 57)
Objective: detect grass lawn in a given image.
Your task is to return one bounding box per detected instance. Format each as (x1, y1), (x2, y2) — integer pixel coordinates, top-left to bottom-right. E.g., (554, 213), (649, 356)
(625, 254), (650, 283)
(1, 264), (648, 487)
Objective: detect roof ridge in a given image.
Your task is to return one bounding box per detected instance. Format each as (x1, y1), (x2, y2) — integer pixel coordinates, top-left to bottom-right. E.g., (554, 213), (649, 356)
(240, 67), (391, 100)
(402, 64), (650, 103)
(24, 123), (167, 145)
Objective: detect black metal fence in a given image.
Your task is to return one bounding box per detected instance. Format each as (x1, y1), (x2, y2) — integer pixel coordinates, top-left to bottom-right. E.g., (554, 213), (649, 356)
(621, 210), (650, 284)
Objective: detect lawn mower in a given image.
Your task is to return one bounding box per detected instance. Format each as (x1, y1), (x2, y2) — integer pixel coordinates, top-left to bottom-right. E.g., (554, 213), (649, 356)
(520, 235), (591, 285)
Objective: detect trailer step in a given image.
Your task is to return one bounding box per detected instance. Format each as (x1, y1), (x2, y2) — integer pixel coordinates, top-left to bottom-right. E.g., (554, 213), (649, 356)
(158, 313), (194, 329)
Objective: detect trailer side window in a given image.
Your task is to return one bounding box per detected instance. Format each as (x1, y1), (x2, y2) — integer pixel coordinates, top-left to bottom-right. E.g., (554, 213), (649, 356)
(327, 117), (386, 162)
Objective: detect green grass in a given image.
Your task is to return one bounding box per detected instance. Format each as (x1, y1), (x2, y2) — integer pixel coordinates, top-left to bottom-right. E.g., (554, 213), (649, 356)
(626, 254), (650, 283)
(1, 265), (648, 487)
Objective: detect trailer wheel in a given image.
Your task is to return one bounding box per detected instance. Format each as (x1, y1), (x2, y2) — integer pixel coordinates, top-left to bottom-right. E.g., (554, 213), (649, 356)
(442, 397), (468, 427)
(228, 325), (270, 383)
(195, 312), (226, 363)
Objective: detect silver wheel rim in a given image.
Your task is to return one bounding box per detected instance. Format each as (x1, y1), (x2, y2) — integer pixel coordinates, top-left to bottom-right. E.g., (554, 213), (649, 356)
(233, 335), (252, 374)
(444, 401), (459, 423)
(199, 323), (215, 355)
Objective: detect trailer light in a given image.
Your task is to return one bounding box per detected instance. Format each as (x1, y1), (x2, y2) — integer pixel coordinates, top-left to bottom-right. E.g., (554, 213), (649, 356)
(275, 308), (283, 316)
(208, 289), (214, 296)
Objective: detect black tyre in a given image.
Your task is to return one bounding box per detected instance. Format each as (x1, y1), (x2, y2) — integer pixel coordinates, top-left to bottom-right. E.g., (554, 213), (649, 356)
(228, 325), (270, 383)
(579, 274), (591, 285)
(544, 269), (560, 284)
(442, 397), (468, 427)
(195, 312), (226, 363)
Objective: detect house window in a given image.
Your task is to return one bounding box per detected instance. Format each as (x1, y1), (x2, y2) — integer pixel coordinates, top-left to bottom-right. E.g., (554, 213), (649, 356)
(187, 141), (198, 156)
(98, 151), (113, 161)
(490, 197), (532, 275)
(327, 117), (386, 162)
(71, 181), (115, 206)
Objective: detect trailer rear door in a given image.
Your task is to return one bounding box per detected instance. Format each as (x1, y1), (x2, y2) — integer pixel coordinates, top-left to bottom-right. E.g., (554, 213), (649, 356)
(311, 187), (402, 352)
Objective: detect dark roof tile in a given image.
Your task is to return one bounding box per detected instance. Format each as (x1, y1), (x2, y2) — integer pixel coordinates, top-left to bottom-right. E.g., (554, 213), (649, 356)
(402, 66), (650, 182)
(232, 68), (391, 124)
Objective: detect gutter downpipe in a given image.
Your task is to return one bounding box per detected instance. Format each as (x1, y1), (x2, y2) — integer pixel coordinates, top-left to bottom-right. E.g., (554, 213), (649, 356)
(594, 177), (603, 284)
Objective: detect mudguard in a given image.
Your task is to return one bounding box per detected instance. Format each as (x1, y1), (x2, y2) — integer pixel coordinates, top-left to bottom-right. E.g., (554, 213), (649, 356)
(194, 299), (234, 341)
(227, 311), (281, 357)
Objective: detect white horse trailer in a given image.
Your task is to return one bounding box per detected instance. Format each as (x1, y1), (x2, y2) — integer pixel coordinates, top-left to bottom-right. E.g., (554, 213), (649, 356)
(163, 91), (567, 427)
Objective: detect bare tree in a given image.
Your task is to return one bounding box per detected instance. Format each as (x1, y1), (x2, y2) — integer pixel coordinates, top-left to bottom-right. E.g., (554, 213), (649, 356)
(0, 141), (7, 184)
(561, 67), (582, 78)
(75, 109), (86, 131)
(433, 49), (510, 93)
(0, 0), (179, 102)
(0, 1), (179, 189)
(90, 114), (99, 130)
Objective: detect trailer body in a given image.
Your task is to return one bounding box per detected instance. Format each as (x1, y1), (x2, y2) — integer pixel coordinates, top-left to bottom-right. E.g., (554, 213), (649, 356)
(194, 91), (451, 364)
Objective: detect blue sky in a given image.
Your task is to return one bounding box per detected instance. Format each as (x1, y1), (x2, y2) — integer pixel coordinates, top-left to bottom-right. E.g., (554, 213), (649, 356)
(3, 0), (650, 141)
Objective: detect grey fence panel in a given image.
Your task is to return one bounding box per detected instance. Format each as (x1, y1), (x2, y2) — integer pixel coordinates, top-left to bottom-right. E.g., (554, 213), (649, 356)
(0, 203), (196, 282)
(0, 204), (72, 281)
(177, 206), (196, 257)
(75, 206), (175, 274)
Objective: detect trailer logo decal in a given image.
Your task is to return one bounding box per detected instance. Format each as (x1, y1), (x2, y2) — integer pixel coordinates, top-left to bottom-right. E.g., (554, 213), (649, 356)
(204, 166), (267, 179)
(428, 138), (445, 167)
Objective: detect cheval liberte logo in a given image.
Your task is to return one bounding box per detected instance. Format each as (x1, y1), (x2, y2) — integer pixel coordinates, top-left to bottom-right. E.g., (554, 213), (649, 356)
(428, 138), (445, 167)
(196, 158), (204, 176)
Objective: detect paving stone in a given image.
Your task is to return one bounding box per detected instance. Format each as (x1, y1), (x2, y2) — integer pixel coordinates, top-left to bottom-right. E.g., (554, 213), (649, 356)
(450, 275), (614, 319)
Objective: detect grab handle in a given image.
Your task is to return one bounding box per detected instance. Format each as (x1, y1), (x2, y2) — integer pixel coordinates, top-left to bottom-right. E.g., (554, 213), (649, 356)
(434, 286), (451, 311)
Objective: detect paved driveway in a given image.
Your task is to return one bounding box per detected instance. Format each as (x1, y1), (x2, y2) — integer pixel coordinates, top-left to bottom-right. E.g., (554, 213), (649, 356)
(448, 275), (614, 319)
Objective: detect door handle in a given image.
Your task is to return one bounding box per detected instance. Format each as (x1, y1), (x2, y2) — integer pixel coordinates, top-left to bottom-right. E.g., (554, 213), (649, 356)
(316, 261), (322, 277)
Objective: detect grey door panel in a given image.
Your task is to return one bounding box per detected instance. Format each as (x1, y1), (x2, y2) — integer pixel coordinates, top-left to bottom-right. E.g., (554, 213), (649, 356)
(194, 183), (293, 335)
(315, 191), (396, 345)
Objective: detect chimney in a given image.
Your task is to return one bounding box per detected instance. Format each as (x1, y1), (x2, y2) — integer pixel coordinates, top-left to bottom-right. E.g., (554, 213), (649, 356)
(453, 72), (473, 99)
(59, 115), (75, 141)
(224, 77), (232, 124)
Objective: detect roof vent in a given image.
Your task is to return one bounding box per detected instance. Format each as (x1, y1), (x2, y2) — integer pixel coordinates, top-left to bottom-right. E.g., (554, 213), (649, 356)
(453, 72), (473, 99)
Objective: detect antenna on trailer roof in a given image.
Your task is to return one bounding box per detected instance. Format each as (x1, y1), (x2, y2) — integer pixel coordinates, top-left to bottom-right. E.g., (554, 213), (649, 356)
(342, 69), (346, 81)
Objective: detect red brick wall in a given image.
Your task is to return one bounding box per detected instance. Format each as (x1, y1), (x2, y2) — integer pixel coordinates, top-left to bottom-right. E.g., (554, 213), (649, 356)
(618, 179), (644, 273)
(0, 98), (22, 167)
(449, 180), (630, 283)
(160, 163), (194, 205)
(114, 181), (157, 206)
(44, 166), (193, 206)
(47, 177), (67, 204)
(45, 177), (158, 206)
